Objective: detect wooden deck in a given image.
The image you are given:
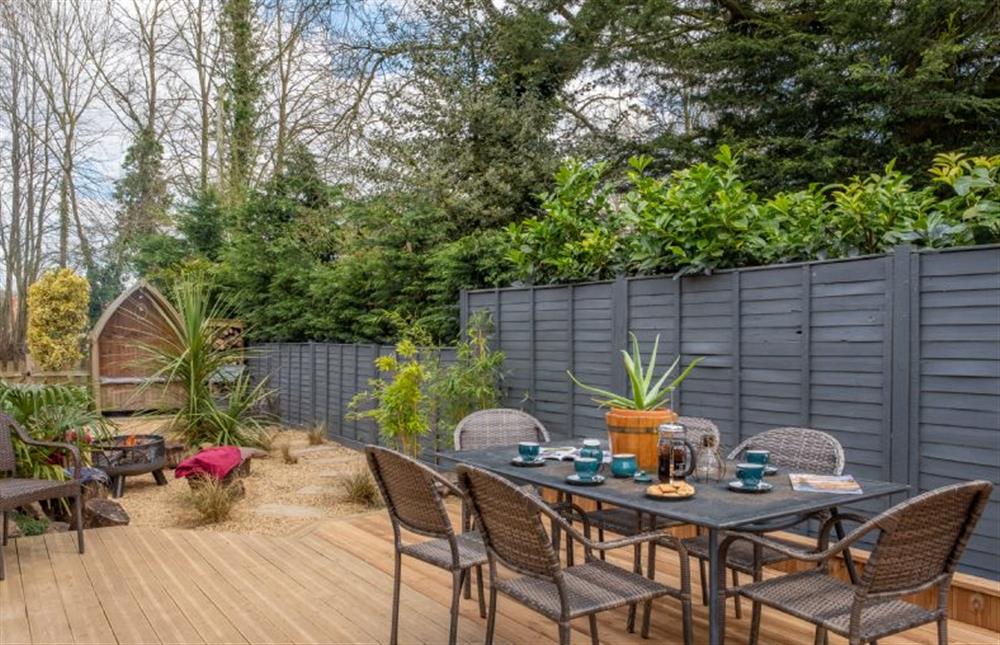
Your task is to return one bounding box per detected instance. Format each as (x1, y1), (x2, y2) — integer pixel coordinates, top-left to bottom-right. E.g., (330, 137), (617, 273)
(1, 512), (998, 644)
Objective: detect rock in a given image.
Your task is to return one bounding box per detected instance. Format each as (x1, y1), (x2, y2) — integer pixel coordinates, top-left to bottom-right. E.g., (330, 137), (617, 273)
(47, 521), (70, 533)
(84, 498), (130, 528)
(26, 501), (45, 519)
(239, 447), (270, 460)
(253, 503), (325, 519)
(5, 521), (22, 539)
(294, 485), (335, 496)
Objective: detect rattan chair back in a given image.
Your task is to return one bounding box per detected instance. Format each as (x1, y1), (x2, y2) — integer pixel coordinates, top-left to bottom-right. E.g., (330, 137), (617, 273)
(678, 416), (720, 448)
(457, 464), (562, 580)
(366, 446), (454, 539)
(453, 408), (550, 451)
(727, 427), (844, 474)
(862, 480), (991, 596)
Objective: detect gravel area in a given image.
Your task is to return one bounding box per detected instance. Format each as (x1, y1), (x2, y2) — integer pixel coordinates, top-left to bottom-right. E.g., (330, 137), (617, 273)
(112, 426), (374, 536)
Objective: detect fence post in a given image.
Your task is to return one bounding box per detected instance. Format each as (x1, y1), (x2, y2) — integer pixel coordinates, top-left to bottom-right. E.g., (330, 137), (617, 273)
(529, 287), (536, 416)
(889, 245), (915, 491)
(611, 275), (629, 393)
(731, 271), (742, 441)
(459, 290), (469, 337)
(567, 284), (575, 438)
(800, 265), (812, 427)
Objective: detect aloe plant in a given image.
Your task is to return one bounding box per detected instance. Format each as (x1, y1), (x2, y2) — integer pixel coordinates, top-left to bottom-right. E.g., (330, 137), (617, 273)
(567, 333), (701, 410)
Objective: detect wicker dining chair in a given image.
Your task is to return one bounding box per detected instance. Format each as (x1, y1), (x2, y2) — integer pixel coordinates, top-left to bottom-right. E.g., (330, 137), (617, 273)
(719, 480), (993, 645)
(1, 413), (84, 581)
(457, 463), (694, 645)
(453, 408), (550, 450)
(366, 446), (488, 645)
(679, 426), (846, 620)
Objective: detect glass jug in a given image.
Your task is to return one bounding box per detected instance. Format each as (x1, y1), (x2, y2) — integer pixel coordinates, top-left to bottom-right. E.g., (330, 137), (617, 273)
(657, 423), (695, 483)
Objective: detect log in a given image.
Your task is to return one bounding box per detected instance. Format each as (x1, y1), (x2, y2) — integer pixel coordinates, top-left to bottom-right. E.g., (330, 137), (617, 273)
(165, 441), (187, 469)
(84, 498), (130, 528)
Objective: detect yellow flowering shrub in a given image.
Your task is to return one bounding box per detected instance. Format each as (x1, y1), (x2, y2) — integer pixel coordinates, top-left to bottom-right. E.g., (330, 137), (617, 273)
(26, 268), (91, 370)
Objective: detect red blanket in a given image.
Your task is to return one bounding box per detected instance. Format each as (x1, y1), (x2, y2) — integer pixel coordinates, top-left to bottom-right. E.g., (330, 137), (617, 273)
(175, 446), (243, 480)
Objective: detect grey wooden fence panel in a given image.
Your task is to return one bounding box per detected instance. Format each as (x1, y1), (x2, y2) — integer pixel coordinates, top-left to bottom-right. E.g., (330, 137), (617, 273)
(249, 244), (999, 580)
(917, 249), (1000, 579)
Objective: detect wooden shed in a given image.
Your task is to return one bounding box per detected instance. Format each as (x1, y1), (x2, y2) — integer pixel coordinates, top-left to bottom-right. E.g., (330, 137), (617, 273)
(90, 281), (184, 413)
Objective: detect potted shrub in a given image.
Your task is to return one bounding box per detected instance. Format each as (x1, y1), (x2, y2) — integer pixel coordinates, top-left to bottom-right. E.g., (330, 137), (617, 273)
(568, 333), (701, 471)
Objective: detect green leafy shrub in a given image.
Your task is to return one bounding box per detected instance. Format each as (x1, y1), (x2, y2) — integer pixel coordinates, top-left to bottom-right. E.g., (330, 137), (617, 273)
(26, 268), (90, 370)
(0, 382), (111, 480)
(348, 319), (435, 456)
(430, 311), (506, 446)
(509, 147), (999, 284)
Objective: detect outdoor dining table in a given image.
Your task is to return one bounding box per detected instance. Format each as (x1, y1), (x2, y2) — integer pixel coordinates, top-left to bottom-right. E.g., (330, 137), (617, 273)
(437, 446), (909, 645)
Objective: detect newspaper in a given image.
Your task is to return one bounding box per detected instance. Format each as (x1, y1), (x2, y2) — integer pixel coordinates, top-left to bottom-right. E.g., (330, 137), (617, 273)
(788, 473), (863, 495)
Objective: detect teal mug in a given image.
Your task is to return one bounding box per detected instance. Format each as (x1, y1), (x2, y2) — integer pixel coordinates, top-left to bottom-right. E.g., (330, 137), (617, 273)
(746, 449), (770, 466)
(518, 441), (541, 461)
(736, 462), (765, 489)
(574, 457), (600, 480)
(580, 439), (604, 463)
(611, 453), (638, 478)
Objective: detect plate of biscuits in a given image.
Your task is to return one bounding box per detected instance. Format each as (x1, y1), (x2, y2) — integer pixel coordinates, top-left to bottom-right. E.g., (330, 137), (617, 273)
(645, 481), (696, 500)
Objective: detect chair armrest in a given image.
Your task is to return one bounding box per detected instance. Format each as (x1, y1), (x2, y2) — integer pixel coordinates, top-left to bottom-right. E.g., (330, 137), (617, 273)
(587, 530), (667, 552)
(719, 519), (881, 566)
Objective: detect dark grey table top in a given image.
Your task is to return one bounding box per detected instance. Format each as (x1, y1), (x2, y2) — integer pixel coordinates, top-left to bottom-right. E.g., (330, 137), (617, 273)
(437, 447), (909, 530)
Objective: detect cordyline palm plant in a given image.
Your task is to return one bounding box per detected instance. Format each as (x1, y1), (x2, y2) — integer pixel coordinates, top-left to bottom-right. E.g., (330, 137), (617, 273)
(133, 280), (272, 448)
(568, 333), (701, 410)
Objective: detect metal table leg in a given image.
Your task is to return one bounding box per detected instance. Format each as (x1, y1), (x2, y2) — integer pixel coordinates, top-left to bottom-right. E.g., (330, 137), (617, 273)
(830, 507), (859, 584)
(708, 527), (722, 645)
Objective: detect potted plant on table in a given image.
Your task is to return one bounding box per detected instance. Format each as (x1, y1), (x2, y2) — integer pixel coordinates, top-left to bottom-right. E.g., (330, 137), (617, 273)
(568, 333), (701, 471)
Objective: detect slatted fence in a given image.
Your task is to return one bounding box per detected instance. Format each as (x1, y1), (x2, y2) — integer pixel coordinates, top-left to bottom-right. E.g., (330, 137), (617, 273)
(249, 244), (999, 579)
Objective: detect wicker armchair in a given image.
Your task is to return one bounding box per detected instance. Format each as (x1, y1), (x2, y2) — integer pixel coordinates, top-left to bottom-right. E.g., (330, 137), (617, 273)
(1, 413), (84, 581)
(457, 464), (694, 645)
(680, 426), (846, 620)
(453, 408), (550, 450)
(366, 446), (488, 645)
(719, 480), (993, 645)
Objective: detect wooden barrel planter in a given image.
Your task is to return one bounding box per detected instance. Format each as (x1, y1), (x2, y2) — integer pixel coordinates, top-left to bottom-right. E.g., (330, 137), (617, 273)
(605, 408), (678, 471)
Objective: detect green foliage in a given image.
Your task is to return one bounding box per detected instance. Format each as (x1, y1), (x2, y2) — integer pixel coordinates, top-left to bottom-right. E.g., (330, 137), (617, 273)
(0, 382), (111, 480)
(567, 333), (701, 410)
(430, 311), (506, 446)
(220, 0), (260, 201)
(511, 148), (999, 283)
(12, 512), (48, 536)
(26, 268), (91, 370)
(622, 0), (1000, 191)
(114, 127), (171, 258)
(507, 160), (627, 282)
(348, 319), (435, 457)
(626, 148), (764, 277)
(134, 280), (271, 448)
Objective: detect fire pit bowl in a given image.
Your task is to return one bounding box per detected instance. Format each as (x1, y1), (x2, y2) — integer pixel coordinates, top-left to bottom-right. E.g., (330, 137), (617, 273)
(93, 434), (168, 497)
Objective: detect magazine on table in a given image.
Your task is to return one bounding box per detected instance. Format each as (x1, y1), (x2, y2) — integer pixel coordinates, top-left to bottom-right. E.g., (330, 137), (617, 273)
(789, 473), (863, 495)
